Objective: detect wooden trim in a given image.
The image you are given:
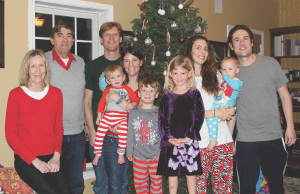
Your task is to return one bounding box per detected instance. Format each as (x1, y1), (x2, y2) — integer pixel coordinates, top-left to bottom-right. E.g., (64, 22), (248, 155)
(269, 26), (300, 35)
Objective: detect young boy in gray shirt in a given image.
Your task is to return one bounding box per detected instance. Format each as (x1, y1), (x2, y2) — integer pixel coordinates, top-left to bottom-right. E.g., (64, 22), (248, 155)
(126, 77), (162, 194)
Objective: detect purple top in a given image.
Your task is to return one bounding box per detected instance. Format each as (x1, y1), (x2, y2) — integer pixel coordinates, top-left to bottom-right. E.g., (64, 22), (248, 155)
(158, 89), (204, 148)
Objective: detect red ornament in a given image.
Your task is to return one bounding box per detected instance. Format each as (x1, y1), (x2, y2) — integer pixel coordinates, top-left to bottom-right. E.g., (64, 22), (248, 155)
(140, 3), (145, 11)
(179, 36), (185, 43)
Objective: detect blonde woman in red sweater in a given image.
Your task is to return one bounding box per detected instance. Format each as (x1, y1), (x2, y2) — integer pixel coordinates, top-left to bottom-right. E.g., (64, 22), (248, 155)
(5, 49), (71, 194)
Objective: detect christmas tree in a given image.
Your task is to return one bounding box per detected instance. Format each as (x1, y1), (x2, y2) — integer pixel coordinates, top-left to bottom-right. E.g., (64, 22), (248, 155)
(123, 0), (207, 193)
(124, 0), (207, 88)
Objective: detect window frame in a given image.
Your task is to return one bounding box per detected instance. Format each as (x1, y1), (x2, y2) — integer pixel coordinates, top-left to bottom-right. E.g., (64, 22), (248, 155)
(28, 0), (114, 59)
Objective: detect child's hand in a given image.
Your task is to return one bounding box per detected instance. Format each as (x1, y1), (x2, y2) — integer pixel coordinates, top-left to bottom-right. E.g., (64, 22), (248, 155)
(95, 116), (102, 126)
(207, 140), (218, 151)
(126, 103), (134, 111)
(177, 137), (190, 143)
(168, 138), (181, 146)
(108, 125), (120, 134)
(153, 157), (159, 161)
(96, 112), (102, 125)
(93, 155), (101, 166)
(127, 156), (134, 162)
(126, 102), (137, 112)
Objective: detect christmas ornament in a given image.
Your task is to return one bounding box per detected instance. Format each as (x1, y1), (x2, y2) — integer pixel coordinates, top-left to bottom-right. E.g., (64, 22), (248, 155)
(178, 1), (183, 9)
(179, 35), (185, 43)
(142, 19), (147, 30)
(158, 0), (165, 15)
(163, 70), (167, 76)
(158, 8), (165, 15)
(170, 21), (178, 30)
(140, 3), (145, 11)
(133, 37), (138, 42)
(151, 44), (156, 66)
(166, 50), (171, 56)
(194, 25), (202, 33)
(166, 46), (171, 57)
(170, 5), (175, 14)
(145, 37), (152, 45)
(166, 30), (170, 42)
(151, 60), (156, 66)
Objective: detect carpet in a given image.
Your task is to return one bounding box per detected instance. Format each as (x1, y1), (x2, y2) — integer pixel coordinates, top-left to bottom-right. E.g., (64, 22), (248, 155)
(283, 176), (300, 194)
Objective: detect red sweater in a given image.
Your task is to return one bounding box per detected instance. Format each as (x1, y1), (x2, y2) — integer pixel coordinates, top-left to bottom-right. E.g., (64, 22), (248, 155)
(5, 86), (64, 165)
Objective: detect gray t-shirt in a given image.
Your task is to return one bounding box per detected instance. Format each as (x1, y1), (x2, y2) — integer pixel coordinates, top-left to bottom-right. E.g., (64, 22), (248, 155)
(236, 55), (288, 142)
(126, 106), (161, 160)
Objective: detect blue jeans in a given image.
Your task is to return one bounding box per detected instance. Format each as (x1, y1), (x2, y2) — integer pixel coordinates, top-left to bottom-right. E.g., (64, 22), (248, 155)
(89, 136), (128, 194)
(61, 131), (86, 194)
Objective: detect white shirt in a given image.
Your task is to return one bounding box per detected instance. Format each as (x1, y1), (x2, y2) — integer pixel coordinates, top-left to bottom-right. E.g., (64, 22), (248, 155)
(21, 86), (49, 100)
(61, 58), (69, 66)
(195, 72), (233, 148)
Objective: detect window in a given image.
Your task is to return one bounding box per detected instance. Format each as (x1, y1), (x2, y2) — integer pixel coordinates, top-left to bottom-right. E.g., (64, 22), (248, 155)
(28, 0), (114, 179)
(35, 12), (93, 63)
(29, 0), (114, 61)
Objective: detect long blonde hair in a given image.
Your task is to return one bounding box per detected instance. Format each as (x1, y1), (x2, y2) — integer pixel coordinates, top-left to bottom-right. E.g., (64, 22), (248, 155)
(19, 49), (50, 88)
(164, 56), (196, 92)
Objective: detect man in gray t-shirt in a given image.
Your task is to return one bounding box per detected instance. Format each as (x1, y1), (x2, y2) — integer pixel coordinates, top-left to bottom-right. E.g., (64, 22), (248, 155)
(228, 25), (296, 194)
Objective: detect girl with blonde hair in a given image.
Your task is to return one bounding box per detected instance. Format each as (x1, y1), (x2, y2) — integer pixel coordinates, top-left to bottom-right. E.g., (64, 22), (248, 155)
(157, 55), (205, 194)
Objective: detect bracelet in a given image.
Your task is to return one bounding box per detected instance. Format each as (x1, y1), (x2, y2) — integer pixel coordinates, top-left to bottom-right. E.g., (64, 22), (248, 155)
(116, 97), (123, 105)
(214, 110), (215, 117)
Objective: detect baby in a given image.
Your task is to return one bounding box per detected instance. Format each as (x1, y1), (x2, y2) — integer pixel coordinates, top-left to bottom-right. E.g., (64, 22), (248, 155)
(93, 64), (139, 165)
(207, 57), (243, 151)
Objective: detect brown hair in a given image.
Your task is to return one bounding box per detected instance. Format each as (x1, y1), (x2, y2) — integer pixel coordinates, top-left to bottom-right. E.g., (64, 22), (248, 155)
(120, 46), (149, 84)
(99, 22), (123, 38)
(164, 56), (196, 92)
(19, 49), (50, 88)
(183, 36), (219, 97)
(227, 25), (254, 45)
(104, 64), (124, 78)
(138, 77), (161, 94)
(50, 20), (74, 39)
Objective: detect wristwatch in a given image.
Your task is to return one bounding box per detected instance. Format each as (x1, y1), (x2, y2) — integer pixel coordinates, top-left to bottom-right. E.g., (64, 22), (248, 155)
(116, 97), (123, 105)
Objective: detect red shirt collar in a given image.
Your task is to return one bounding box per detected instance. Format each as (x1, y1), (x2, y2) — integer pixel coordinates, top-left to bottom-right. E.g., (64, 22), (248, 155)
(52, 49), (76, 70)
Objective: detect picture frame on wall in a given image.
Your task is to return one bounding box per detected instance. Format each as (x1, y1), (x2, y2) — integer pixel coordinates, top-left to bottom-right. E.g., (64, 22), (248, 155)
(123, 30), (134, 41)
(121, 30), (134, 53)
(210, 40), (227, 68)
(0, 0), (4, 68)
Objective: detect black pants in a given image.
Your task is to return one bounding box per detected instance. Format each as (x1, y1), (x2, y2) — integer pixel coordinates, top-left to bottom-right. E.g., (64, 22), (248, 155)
(236, 138), (287, 194)
(15, 154), (71, 194)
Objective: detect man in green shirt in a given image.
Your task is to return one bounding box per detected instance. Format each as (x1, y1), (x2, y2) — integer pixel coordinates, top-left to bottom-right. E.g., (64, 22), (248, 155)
(84, 22), (128, 194)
